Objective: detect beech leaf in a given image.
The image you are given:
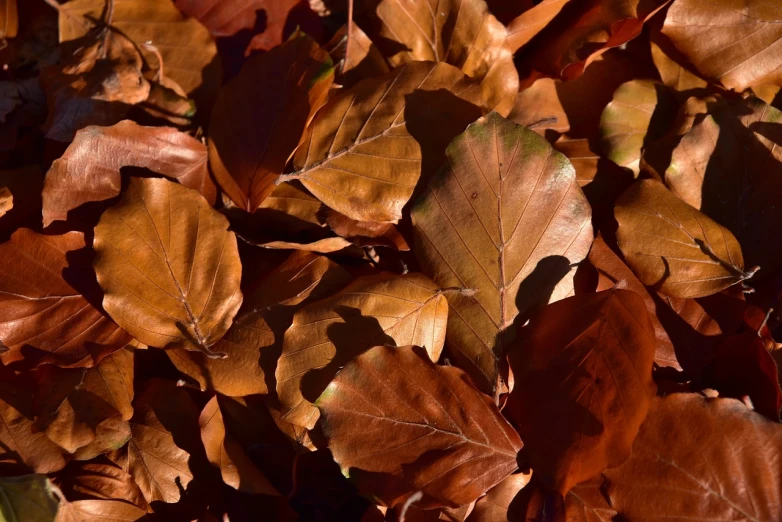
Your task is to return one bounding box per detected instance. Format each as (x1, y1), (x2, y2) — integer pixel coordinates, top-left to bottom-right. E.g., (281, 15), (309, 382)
(615, 179), (752, 299)
(93, 177), (243, 355)
(283, 61), (483, 223)
(506, 288), (657, 495)
(43, 120), (216, 227)
(317, 345), (523, 508)
(276, 272), (448, 429)
(411, 112), (593, 393)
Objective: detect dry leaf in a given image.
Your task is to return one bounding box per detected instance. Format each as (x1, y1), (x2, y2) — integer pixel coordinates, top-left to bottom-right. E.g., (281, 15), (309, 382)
(317, 345), (522, 508)
(411, 112), (593, 393)
(284, 61), (482, 222)
(507, 289), (657, 495)
(615, 179), (751, 298)
(276, 272), (448, 428)
(0, 475), (60, 522)
(43, 120), (216, 226)
(94, 177), (243, 356)
(208, 32), (333, 212)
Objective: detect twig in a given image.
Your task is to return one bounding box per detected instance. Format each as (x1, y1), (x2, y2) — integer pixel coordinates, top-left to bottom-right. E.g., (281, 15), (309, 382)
(398, 491), (423, 522)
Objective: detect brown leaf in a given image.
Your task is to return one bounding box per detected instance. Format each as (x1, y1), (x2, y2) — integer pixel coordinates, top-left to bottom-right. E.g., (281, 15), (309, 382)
(0, 474), (60, 522)
(362, 0), (518, 115)
(665, 97), (782, 276)
(507, 289), (657, 495)
(411, 112), (593, 393)
(317, 345), (522, 508)
(284, 61), (483, 223)
(199, 396), (278, 495)
(516, 0), (670, 81)
(325, 22), (390, 88)
(0, 186), (13, 219)
(56, 499), (148, 522)
(0, 229), (130, 368)
(662, 0), (782, 91)
(93, 177), (243, 355)
(567, 394), (782, 520)
(506, 0), (570, 51)
(208, 32), (333, 212)
(169, 251), (350, 397)
(0, 0), (17, 40)
(324, 208), (410, 251)
(276, 272), (448, 429)
(615, 179), (751, 298)
(54, 459), (148, 509)
(465, 472), (532, 522)
(43, 120), (215, 227)
(599, 80), (675, 175)
(58, 0), (220, 106)
(648, 15), (708, 92)
(174, 0), (266, 37)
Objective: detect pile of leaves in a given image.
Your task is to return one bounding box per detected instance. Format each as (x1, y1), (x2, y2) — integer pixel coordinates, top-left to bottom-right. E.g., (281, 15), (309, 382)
(1, 0), (782, 520)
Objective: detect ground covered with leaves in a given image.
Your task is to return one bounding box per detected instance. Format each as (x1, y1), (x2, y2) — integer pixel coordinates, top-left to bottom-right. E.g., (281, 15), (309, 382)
(1, 0), (782, 520)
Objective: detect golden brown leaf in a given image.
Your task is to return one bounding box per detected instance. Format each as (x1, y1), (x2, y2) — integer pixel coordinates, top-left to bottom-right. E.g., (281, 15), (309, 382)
(276, 272), (448, 429)
(43, 120), (215, 227)
(208, 32), (333, 212)
(411, 112), (593, 393)
(56, 499), (147, 522)
(662, 0), (782, 91)
(615, 179), (751, 298)
(506, 289), (657, 495)
(284, 61), (482, 223)
(466, 473), (532, 522)
(362, 0), (518, 115)
(317, 345), (522, 508)
(506, 0), (570, 51)
(93, 177), (243, 355)
(0, 0), (17, 40)
(0, 229), (130, 368)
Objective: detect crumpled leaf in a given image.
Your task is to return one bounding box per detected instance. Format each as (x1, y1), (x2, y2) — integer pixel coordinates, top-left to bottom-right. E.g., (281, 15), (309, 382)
(615, 179), (751, 298)
(58, 0), (220, 106)
(361, 0), (518, 115)
(43, 120), (216, 227)
(199, 396), (278, 495)
(208, 32), (333, 212)
(0, 475), (59, 522)
(411, 112), (593, 393)
(665, 97), (782, 276)
(283, 61), (482, 223)
(276, 272), (448, 429)
(317, 345), (522, 508)
(93, 177), (243, 355)
(507, 288), (657, 495)
(662, 0), (782, 91)
(566, 394), (782, 520)
(0, 229), (130, 368)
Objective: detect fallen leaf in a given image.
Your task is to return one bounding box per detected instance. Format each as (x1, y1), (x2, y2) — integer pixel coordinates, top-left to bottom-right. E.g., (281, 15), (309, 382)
(93, 177), (243, 356)
(0, 229), (130, 368)
(507, 289), (656, 495)
(615, 179), (752, 298)
(276, 272), (448, 428)
(0, 0), (17, 40)
(208, 32), (333, 212)
(506, 0), (570, 51)
(199, 396), (278, 495)
(317, 345), (522, 508)
(648, 15), (708, 92)
(0, 475), (60, 522)
(0, 186), (13, 219)
(43, 120), (216, 227)
(665, 97), (782, 276)
(567, 394), (782, 520)
(411, 112), (593, 393)
(323, 209), (410, 251)
(53, 459), (148, 509)
(599, 80), (675, 175)
(465, 472), (532, 522)
(662, 0), (782, 91)
(174, 0), (266, 37)
(362, 0), (518, 115)
(325, 21), (389, 88)
(283, 61), (482, 223)
(58, 0), (220, 106)
(56, 498), (147, 522)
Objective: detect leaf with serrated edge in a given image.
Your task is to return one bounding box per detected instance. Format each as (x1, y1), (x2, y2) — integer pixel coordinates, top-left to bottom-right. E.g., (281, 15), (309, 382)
(615, 179), (751, 299)
(317, 345), (522, 508)
(284, 61), (482, 222)
(411, 112), (593, 394)
(276, 272), (448, 429)
(94, 177), (243, 355)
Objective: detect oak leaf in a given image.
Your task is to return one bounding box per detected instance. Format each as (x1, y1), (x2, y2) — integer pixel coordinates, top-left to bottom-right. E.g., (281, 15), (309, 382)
(93, 177), (243, 355)
(411, 112), (593, 393)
